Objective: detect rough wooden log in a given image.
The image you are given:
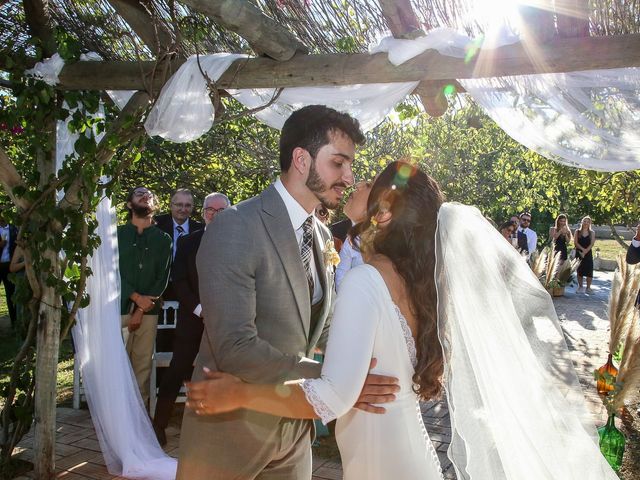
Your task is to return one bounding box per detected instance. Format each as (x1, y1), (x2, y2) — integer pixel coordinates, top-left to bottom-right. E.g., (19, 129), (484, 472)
(179, 0), (307, 61)
(107, 0), (174, 56)
(378, 0), (447, 117)
(22, 0), (56, 56)
(378, 0), (422, 38)
(52, 34), (640, 92)
(518, 2), (556, 44)
(555, 0), (590, 38)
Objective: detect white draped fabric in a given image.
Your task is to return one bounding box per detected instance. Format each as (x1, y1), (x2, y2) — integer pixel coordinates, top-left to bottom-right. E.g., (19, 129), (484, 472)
(461, 70), (640, 171)
(56, 99), (177, 479)
(72, 197), (177, 479)
(141, 27), (640, 171)
(436, 203), (617, 479)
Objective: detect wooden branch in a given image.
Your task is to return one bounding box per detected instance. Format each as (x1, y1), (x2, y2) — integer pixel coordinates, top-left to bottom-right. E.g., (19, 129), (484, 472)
(22, 0), (56, 56)
(179, 0), (308, 61)
(59, 91), (150, 210)
(0, 147), (30, 210)
(377, 0), (447, 117)
(54, 34), (640, 92)
(378, 0), (422, 38)
(518, 2), (556, 44)
(107, 0), (174, 56)
(555, 0), (589, 38)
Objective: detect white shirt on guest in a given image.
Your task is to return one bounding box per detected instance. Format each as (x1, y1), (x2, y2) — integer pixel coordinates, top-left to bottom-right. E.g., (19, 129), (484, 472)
(274, 178), (323, 305)
(172, 218), (189, 259)
(336, 234), (363, 290)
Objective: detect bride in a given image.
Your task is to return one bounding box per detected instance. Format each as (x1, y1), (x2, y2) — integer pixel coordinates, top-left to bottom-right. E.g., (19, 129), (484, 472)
(185, 161), (618, 479)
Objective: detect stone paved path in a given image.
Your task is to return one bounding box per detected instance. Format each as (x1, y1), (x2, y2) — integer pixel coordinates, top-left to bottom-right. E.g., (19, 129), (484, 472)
(11, 271), (637, 479)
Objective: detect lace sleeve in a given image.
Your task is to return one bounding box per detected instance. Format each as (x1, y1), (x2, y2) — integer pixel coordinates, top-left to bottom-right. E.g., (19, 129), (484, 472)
(301, 379), (336, 425)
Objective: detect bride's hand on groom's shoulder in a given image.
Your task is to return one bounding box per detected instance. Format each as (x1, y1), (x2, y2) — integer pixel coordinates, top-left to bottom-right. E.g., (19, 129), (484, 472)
(185, 368), (243, 415)
(354, 358), (399, 414)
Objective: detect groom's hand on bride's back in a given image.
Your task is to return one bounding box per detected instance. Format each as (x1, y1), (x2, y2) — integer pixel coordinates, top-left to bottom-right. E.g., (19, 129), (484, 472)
(354, 358), (399, 414)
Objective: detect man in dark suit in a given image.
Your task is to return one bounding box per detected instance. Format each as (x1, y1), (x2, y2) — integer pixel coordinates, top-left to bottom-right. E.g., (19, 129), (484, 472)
(153, 192), (230, 445)
(154, 188), (204, 266)
(626, 223), (640, 305)
(0, 208), (18, 328)
(155, 189), (204, 350)
(330, 217), (351, 244)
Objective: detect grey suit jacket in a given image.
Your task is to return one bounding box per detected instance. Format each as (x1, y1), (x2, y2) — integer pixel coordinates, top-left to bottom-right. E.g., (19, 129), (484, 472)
(177, 184), (335, 479)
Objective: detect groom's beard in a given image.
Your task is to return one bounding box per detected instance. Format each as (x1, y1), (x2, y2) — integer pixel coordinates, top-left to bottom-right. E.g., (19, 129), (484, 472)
(306, 160), (346, 210)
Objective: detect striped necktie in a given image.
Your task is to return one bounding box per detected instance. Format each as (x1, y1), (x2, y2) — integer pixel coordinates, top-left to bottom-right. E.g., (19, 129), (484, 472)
(300, 216), (314, 300)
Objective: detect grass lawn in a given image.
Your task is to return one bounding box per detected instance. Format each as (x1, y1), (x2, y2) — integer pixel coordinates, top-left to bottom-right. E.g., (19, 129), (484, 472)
(0, 294), (75, 407)
(595, 238), (628, 262)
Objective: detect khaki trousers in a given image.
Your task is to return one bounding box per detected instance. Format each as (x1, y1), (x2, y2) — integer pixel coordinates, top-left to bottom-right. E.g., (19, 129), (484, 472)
(121, 313), (158, 405)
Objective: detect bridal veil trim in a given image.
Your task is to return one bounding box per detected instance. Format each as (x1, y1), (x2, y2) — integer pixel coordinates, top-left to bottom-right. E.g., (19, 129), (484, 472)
(435, 203), (617, 479)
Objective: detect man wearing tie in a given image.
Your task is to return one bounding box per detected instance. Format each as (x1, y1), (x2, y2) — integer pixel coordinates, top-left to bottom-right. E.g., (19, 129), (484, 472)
(155, 189), (204, 350)
(153, 192), (230, 445)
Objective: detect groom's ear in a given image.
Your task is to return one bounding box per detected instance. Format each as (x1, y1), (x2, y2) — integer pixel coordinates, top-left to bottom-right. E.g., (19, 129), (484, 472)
(291, 147), (309, 175)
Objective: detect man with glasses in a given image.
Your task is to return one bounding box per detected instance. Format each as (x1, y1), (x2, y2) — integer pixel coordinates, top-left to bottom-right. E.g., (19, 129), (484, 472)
(153, 192), (230, 445)
(118, 187), (172, 406)
(155, 189), (204, 350)
(517, 212), (538, 256)
(155, 189), (204, 261)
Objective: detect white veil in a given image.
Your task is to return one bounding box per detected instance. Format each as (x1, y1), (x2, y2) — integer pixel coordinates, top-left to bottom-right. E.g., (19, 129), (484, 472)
(435, 203), (617, 479)
(72, 196), (177, 479)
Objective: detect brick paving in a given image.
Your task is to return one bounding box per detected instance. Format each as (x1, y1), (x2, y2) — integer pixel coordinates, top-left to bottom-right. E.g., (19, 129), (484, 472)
(11, 271), (634, 479)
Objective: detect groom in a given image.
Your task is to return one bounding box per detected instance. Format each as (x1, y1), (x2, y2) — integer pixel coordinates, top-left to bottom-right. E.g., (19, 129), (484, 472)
(177, 106), (395, 479)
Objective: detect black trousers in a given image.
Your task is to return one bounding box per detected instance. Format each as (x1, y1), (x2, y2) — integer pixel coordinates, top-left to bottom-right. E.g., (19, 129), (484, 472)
(154, 313), (204, 428)
(0, 262), (16, 327)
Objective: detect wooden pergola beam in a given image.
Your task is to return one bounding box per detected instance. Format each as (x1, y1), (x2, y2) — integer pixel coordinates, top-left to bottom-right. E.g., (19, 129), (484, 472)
(53, 33), (640, 92)
(378, 0), (450, 117)
(108, 0), (174, 56)
(179, 0), (308, 61)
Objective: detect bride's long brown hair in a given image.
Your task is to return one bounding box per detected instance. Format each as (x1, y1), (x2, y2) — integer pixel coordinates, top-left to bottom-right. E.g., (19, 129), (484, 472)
(356, 161), (445, 400)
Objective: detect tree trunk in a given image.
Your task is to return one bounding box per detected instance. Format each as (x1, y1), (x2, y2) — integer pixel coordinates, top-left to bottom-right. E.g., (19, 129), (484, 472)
(33, 247), (61, 479)
(609, 223), (630, 248)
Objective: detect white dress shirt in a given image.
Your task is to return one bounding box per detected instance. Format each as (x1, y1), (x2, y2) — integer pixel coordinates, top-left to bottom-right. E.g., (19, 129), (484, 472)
(274, 179), (323, 305)
(335, 232), (363, 290)
(172, 218), (189, 258)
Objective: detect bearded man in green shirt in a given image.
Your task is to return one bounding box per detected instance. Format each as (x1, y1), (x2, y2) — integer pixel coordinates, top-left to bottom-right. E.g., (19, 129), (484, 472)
(118, 186), (172, 406)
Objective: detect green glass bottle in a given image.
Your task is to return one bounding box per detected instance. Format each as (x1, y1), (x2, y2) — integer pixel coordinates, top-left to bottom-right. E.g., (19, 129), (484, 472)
(598, 414), (625, 471)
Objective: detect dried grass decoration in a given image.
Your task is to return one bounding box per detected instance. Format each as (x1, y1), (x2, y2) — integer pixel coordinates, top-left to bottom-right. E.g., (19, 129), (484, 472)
(596, 254), (640, 403)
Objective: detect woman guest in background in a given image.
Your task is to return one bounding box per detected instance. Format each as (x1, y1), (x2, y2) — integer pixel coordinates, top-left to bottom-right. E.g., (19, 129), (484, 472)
(335, 180), (372, 290)
(574, 216), (595, 293)
(499, 220), (517, 246)
(549, 214), (572, 262)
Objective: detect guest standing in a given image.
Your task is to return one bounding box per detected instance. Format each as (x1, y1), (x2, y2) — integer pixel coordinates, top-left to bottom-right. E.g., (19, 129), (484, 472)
(153, 192), (230, 446)
(549, 214), (572, 262)
(574, 216), (595, 293)
(517, 212), (538, 257)
(118, 186), (172, 405)
(0, 208), (18, 328)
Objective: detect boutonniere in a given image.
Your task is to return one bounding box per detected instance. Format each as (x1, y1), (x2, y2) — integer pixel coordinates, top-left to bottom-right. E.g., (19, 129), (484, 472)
(323, 239), (340, 268)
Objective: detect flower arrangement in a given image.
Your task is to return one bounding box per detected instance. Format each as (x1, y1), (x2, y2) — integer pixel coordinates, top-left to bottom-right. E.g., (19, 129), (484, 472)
(323, 239), (340, 268)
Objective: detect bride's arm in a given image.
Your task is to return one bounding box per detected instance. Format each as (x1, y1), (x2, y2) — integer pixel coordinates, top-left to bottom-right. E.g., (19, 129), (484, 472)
(187, 267), (388, 422)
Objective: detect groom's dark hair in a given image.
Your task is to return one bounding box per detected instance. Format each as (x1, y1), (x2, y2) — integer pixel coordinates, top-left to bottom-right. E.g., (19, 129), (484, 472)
(279, 105), (365, 172)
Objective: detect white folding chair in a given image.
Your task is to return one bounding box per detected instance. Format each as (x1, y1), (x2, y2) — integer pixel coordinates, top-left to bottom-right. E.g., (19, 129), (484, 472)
(149, 300), (180, 415)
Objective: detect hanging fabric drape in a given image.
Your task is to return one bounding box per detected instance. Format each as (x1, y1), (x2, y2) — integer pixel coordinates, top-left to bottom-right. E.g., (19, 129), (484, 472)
(54, 94), (178, 479)
(140, 27), (640, 171)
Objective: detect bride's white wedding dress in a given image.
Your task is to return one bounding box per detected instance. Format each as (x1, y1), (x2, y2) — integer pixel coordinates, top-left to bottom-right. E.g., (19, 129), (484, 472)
(302, 264), (444, 480)
(300, 203), (619, 480)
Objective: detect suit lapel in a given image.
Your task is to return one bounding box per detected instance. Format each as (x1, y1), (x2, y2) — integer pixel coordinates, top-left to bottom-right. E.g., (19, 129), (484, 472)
(308, 222), (334, 347)
(260, 185), (311, 338)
